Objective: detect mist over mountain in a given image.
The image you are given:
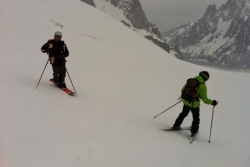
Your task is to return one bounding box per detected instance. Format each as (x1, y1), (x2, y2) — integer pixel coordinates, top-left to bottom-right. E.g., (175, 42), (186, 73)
(162, 0), (250, 70)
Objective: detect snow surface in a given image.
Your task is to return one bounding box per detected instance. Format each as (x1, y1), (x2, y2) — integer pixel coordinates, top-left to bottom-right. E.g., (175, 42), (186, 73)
(0, 0), (250, 167)
(94, 0), (131, 26)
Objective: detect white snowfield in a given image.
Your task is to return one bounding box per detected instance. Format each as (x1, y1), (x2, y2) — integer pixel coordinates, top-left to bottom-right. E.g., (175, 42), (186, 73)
(0, 0), (249, 167)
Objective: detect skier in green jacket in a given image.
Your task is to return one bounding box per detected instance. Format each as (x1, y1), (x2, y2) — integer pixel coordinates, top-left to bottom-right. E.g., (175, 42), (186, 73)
(171, 71), (218, 137)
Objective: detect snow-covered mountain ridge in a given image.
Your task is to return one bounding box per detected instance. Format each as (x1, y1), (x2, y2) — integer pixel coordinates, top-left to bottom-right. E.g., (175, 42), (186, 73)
(162, 0), (250, 70)
(80, 0), (170, 53)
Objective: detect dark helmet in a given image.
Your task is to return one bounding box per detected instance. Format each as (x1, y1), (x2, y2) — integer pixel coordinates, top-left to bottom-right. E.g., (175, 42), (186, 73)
(199, 71), (209, 81)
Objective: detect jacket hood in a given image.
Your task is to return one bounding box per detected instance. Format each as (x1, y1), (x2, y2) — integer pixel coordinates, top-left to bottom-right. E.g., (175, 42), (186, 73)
(194, 75), (205, 83)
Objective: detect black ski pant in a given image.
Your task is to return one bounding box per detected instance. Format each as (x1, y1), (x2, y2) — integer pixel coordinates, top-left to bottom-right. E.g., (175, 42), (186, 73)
(52, 64), (66, 83)
(173, 105), (200, 133)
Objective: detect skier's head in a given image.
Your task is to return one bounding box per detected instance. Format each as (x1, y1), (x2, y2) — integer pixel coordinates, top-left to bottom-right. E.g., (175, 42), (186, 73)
(199, 71), (209, 82)
(54, 31), (62, 41)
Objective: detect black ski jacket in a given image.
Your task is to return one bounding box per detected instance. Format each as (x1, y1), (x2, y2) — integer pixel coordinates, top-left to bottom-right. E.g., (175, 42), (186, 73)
(41, 39), (69, 66)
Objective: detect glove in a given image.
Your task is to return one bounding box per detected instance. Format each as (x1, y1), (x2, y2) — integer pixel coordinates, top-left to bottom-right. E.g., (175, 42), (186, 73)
(41, 48), (51, 53)
(42, 50), (48, 53)
(211, 100), (218, 106)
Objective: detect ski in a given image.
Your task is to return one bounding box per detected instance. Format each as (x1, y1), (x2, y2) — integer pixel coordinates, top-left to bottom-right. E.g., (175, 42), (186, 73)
(160, 126), (191, 132)
(50, 79), (75, 95)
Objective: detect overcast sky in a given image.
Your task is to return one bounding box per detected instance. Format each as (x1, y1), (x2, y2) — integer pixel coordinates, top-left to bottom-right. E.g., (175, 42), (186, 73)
(139, 0), (228, 32)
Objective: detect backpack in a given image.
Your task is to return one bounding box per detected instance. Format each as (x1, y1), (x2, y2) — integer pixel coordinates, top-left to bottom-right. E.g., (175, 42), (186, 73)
(181, 78), (202, 103)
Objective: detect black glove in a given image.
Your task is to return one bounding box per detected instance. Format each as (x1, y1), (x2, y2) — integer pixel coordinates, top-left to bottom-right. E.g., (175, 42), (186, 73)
(211, 100), (217, 106)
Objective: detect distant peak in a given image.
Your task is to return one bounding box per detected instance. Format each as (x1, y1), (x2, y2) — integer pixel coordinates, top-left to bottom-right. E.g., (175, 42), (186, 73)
(203, 4), (217, 17)
(80, 0), (96, 7)
(208, 4), (217, 9)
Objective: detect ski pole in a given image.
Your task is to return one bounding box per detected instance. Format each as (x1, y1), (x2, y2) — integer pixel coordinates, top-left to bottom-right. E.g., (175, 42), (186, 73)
(66, 68), (77, 94)
(208, 102), (218, 143)
(154, 100), (182, 119)
(36, 58), (50, 89)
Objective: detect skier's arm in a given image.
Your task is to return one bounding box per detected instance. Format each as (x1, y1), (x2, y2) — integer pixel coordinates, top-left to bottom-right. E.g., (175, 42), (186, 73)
(63, 43), (69, 57)
(41, 43), (49, 53)
(41, 40), (52, 53)
(199, 87), (213, 105)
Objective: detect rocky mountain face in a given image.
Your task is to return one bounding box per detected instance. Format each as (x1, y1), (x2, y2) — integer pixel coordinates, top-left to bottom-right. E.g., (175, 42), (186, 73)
(80, 0), (170, 53)
(162, 0), (250, 70)
(80, 0), (96, 7)
(108, 0), (151, 29)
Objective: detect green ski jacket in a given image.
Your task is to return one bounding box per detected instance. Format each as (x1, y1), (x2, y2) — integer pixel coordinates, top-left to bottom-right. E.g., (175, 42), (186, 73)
(181, 76), (213, 108)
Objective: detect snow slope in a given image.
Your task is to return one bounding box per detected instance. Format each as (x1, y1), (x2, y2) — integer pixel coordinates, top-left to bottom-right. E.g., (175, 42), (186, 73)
(94, 0), (132, 25)
(0, 0), (250, 167)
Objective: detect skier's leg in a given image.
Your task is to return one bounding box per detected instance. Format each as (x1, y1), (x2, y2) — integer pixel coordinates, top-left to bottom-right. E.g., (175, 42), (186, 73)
(173, 105), (190, 127)
(52, 65), (60, 83)
(190, 107), (200, 133)
(58, 64), (67, 88)
(59, 65), (66, 82)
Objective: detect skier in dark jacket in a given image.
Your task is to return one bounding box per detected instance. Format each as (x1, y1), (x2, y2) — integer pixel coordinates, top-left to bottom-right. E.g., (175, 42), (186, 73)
(171, 71), (218, 137)
(41, 31), (69, 88)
